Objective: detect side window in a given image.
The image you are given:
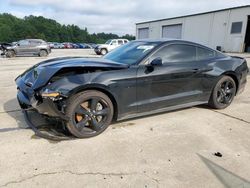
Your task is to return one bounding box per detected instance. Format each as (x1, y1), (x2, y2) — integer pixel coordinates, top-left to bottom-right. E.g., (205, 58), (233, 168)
(118, 40), (123, 45)
(30, 41), (40, 46)
(111, 40), (118, 45)
(124, 40), (128, 43)
(151, 44), (196, 63)
(197, 47), (215, 60)
(18, 40), (29, 46)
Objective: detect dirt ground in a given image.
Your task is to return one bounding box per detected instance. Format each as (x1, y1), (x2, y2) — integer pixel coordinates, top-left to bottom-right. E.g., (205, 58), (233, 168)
(0, 49), (250, 188)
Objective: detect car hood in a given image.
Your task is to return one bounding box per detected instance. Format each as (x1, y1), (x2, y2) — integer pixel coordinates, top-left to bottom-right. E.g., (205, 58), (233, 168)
(36, 57), (126, 68)
(16, 57), (128, 89)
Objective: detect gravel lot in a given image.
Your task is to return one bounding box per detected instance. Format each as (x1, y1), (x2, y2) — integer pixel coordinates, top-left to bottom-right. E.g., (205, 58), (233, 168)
(0, 49), (250, 188)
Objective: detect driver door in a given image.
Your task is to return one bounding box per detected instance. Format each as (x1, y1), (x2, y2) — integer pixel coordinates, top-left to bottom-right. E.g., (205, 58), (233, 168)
(17, 40), (31, 55)
(136, 44), (204, 113)
(109, 40), (119, 51)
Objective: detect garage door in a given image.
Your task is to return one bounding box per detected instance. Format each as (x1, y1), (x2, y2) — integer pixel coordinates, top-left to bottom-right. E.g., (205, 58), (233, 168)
(138, 28), (149, 39)
(162, 24), (182, 39)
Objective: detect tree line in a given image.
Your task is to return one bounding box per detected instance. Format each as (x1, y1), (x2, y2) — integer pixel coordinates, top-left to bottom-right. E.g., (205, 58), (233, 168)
(0, 13), (135, 44)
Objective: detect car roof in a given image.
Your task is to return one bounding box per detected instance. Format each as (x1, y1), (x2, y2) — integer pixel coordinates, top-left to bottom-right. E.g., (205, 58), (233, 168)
(132, 38), (225, 54)
(135, 38), (189, 43)
(25, 39), (45, 42)
(111, 39), (129, 41)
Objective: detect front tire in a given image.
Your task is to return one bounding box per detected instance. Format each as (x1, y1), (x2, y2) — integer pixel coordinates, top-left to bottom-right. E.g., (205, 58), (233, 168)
(100, 48), (108, 55)
(208, 76), (236, 109)
(66, 90), (114, 138)
(6, 50), (15, 58)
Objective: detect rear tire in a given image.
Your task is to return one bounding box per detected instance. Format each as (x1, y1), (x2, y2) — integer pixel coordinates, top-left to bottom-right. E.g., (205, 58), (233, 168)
(66, 90), (114, 138)
(39, 50), (48, 57)
(208, 76), (236, 109)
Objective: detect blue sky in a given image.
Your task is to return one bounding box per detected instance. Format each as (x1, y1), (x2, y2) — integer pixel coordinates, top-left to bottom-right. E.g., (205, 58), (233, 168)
(0, 0), (249, 35)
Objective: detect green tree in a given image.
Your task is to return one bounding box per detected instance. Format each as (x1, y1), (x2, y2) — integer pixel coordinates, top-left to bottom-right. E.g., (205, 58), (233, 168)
(0, 13), (135, 43)
(0, 24), (13, 42)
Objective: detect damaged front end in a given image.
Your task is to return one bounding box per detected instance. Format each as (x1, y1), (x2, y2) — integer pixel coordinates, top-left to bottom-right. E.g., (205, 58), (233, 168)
(16, 69), (69, 121)
(16, 57), (128, 122)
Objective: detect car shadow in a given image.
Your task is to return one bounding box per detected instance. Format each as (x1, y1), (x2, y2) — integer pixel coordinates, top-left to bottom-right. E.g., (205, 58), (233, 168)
(3, 98), (28, 130)
(2, 98), (207, 140)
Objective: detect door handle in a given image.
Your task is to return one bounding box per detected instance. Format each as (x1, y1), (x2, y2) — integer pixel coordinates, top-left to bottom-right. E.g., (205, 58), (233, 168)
(192, 67), (213, 73)
(192, 68), (199, 73)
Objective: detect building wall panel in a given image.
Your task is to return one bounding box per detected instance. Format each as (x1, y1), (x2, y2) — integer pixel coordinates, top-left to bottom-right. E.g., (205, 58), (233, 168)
(136, 6), (250, 52)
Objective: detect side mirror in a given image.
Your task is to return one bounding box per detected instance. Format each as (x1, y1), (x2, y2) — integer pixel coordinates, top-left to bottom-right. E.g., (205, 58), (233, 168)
(149, 57), (163, 66)
(17, 43), (20, 46)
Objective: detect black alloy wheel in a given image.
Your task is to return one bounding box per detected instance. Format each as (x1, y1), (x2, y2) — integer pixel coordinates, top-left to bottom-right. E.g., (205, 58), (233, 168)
(209, 76), (236, 109)
(66, 90), (114, 138)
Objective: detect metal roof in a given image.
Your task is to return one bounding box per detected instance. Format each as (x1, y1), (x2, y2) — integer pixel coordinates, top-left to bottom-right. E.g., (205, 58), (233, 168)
(136, 5), (250, 25)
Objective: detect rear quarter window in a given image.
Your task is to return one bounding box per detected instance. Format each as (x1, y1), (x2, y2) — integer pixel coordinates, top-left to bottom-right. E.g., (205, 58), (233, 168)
(197, 47), (215, 60)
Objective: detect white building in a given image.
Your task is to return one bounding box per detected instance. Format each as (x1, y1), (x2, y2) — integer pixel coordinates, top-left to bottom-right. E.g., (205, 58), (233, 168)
(136, 5), (250, 53)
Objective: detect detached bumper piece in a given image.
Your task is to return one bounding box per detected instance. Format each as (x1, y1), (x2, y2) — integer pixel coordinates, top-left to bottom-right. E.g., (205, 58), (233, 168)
(22, 109), (74, 141)
(16, 78), (73, 140)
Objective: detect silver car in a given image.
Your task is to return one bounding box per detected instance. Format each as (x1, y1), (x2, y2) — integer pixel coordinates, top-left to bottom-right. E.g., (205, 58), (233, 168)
(6, 39), (51, 58)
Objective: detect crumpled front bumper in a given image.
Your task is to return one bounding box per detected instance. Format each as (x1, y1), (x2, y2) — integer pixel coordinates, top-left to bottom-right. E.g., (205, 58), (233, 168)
(16, 76), (68, 120)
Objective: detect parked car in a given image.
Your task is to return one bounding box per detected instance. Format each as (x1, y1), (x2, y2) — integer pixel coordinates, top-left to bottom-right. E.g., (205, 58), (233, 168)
(82, 43), (92, 49)
(87, 43), (97, 48)
(53, 43), (64, 49)
(5, 39), (51, 58)
(15, 39), (248, 138)
(63, 43), (73, 49)
(48, 42), (55, 49)
(73, 43), (92, 49)
(94, 39), (129, 55)
(72, 43), (79, 49)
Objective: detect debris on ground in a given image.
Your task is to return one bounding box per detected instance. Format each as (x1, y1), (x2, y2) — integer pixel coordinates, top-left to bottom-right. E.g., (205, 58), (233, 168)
(214, 152), (223, 157)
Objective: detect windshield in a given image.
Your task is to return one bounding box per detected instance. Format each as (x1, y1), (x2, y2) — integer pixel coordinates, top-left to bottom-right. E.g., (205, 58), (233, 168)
(103, 41), (159, 65)
(105, 39), (112, 44)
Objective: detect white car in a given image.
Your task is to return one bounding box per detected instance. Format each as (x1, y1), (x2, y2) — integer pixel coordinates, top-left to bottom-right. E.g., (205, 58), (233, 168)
(94, 39), (129, 55)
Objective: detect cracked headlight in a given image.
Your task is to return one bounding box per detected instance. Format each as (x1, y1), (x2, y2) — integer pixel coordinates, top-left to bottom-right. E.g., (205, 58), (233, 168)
(41, 89), (60, 98)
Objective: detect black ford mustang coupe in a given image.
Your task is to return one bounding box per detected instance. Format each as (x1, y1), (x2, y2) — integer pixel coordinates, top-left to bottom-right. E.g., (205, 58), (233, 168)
(16, 39), (248, 138)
